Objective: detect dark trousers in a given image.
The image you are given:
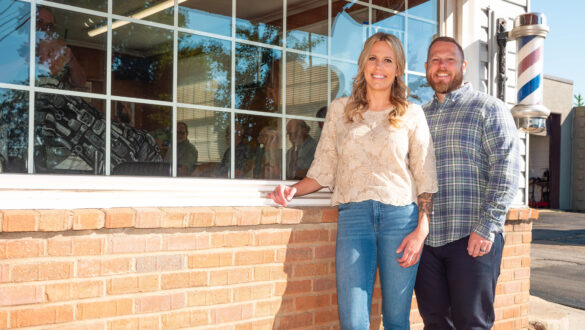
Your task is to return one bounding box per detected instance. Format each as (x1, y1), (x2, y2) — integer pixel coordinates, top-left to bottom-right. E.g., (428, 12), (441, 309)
(414, 234), (504, 330)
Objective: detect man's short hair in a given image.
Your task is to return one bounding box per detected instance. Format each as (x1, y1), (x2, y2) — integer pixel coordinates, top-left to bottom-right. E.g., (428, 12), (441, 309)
(427, 36), (465, 62)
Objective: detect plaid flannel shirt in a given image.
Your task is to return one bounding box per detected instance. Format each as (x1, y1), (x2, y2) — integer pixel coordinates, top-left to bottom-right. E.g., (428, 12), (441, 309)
(423, 83), (520, 247)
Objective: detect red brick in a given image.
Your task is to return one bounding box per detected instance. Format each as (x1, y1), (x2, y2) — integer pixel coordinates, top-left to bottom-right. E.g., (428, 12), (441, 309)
(11, 304), (74, 327)
(235, 249), (275, 265)
(163, 233), (209, 251)
(506, 209), (519, 221)
(211, 303), (253, 323)
(189, 208), (214, 227)
(515, 268), (530, 280)
(108, 235), (161, 254)
(277, 279), (311, 296)
(189, 252), (232, 268)
(107, 274), (159, 294)
(109, 316), (159, 329)
(293, 229), (330, 243)
(45, 280), (103, 302)
(0, 264), (8, 283)
(522, 232), (532, 243)
(234, 283), (272, 302)
(293, 262), (329, 277)
(275, 312), (312, 329)
(284, 247), (313, 262)
(529, 208), (539, 220)
(235, 207), (261, 226)
(503, 257), (522, 269)
(281, 208), (302, 224)
(315, 245), (335, 259)
(518, 208), (530, 220)
(188, 288), (231, 306)
(0, 285), (43, 306)
(49, 237), (104, 256)
(214, 207), (237, 226)
(77, 258), (132, 277)
(160, 207), (189, 227)
(255, 299), (281, 317)
(72, 209), (105, 230)
(493, 320), (514, 330)
(212, 231), (252, 248)
(38, 209), (70, 231)
(104, 208), (135, 228)
(76, 298), (133, 320)
(255, 230), (292, 246)
(4, 239), (43, 258)
(260, 207), (280, 224)
(494, 294), (515, 308)
(162, 270), (208, 289)
(0, 311), (6, 329)
(2, 210), (38, 232)
(321, 208), (338, 223)
(136, 255), (184, 273)
(12, 261), (73, 282)
(135, 207), (162, 228)
(135, 292), (185, 313)
(315, 308), (339, 324)
(314, 278), (336, 292)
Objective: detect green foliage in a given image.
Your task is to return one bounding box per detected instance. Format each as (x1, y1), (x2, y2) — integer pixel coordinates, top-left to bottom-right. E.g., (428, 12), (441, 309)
(575, 93), (585, 107)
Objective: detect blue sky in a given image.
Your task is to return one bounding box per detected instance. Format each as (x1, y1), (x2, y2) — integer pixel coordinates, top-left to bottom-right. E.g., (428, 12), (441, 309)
(531, 0), (585, 103)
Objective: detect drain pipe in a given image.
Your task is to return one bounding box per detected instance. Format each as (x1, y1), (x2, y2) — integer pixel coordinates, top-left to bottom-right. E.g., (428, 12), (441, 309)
(508, 13), (550, 134)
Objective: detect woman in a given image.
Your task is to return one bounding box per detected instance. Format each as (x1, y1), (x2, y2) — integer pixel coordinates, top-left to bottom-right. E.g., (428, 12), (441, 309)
(268, 32), (437, 329)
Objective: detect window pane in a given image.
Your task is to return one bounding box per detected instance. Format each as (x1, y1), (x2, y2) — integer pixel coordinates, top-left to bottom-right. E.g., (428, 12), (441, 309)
(371, 8), (405, 43)
(48, 0), (107, 12)
(286, 53), (328, 117)
(0, 88), (28, 173)
(286, 0), (328, 55)
(236, 0), (283, 46)
(178, 34), (231, 108)
(177, 108), (220, 177)
(34, 92), (105, 174)
(179, 0), (232, 37)
(112, 22), (173, 101)
(36, 6), (107, 93)
(113, 0), (173, 26)
(407, 0), (437, 21)
(285, 118), (319, 180)
(408, 74), (434, 105)
(331, 1), (368, 61)
(110, 101), (168, 176)
(407, 17), (436, 72)
(236, 114), (281, 180)
(372, 0), (406, 12)
(330, 60), (357, 98)
(235, 43), (282, 113)
(0, 1), (30, 85)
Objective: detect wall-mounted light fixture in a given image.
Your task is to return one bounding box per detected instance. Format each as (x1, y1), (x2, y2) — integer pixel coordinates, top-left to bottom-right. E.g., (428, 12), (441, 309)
(88, 0), (187, 37)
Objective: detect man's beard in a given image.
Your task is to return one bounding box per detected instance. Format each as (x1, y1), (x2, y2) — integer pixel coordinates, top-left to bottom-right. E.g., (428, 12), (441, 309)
(427, 70), (464, 94)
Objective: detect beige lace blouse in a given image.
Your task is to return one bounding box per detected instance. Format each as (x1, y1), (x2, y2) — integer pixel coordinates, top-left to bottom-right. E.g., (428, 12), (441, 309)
(307, 97), (438, 206)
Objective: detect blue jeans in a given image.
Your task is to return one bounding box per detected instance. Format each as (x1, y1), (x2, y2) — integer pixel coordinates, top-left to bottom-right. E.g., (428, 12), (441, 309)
(336, 200), (420, 330)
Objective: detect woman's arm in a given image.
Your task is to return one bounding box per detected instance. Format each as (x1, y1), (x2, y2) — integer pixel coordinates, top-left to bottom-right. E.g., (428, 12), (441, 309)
(267, 177), (324, 207)
(396, 192), (433, 268)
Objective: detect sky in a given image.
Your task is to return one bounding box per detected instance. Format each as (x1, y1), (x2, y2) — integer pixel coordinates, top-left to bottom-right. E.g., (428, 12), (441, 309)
(531, 0), (585, 103)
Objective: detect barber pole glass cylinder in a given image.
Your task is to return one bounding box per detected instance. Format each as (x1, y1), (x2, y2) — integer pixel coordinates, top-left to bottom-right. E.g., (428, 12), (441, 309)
(510, 13), (550, 134)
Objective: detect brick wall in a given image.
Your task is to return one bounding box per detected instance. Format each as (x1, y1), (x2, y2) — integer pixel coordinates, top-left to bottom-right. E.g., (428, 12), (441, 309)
(0, 206), (537, 329)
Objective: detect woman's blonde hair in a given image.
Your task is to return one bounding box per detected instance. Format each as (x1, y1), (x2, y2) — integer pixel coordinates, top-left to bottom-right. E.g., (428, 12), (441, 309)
(345, 32), (409, 127)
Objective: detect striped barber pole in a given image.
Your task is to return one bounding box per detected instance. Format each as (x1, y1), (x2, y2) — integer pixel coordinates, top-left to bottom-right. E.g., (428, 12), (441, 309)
(516, 35), (545, 106)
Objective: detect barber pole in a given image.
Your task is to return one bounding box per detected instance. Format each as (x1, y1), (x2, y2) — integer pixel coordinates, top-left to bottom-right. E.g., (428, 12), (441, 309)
(510, 13), (550, 134)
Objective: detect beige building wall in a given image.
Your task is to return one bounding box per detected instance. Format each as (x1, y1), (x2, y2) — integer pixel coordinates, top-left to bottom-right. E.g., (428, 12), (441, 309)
(572, 107), (585, 210)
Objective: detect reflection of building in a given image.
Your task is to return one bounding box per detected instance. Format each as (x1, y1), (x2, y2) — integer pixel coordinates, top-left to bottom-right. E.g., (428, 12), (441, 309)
(0, 1), (546, 329)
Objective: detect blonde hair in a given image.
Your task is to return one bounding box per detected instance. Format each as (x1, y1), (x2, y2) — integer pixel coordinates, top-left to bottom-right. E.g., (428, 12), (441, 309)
(345, 32), (410, 127)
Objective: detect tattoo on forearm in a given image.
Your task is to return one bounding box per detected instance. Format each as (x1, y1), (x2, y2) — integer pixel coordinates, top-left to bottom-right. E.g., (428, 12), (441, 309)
(418, 192), (433, 219)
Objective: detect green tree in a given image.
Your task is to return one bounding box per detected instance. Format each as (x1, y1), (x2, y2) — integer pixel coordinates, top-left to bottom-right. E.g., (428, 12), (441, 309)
(575, 93), (585, 107)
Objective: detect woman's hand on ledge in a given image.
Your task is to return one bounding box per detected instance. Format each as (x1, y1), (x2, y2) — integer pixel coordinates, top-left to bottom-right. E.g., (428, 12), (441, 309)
(267, 184), (296, 207)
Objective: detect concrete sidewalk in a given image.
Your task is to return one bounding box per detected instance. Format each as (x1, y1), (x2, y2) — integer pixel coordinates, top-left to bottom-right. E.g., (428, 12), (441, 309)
(529, 295), (585, 329)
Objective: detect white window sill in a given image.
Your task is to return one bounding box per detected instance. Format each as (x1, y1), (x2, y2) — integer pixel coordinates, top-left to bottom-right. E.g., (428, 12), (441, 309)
(0, 174), (333, 210)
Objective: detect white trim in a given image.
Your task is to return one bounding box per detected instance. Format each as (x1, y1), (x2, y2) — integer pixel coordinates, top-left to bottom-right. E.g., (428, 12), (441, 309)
(0, 174), (333, 209)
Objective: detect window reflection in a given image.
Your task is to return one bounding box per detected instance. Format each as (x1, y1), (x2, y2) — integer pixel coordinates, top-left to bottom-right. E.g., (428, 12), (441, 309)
(286, 0), (328, 55)
(0, 89), (28, 173)
(286, 119), (319, 180)
(113, 0), (174, 26)
(112, 22), (173, 101)
(49, 0), (107, 12)
(371, 7), (405, 43)
(407, 0), (437, 20)
(235, 43), (282, 113)
(330, 60), (357, 98)
(286, 53), (328, 117)
(110, 101), (168, 176)
(0, 0), (30, 85)
(331, 1), (368, 61)
(236, 0), (283, 45)
(407, 17), (436, 72)
(178, 34), (231, 108)
(179, 0), (232, 37)
(408, 74), (434, 105)
(34, 93), (105, 174)
(36, 6), (107, 93)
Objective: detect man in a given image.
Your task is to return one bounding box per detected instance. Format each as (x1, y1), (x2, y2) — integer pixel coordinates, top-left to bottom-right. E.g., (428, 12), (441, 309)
(215, 123), (253, 178)
(285, 119), (317, 180)
(165, 122), (198, 176)
(414, 36), (520, 329)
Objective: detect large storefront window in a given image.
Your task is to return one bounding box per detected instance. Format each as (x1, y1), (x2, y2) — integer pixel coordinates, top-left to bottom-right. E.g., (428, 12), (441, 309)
(0, 0), (437, 178)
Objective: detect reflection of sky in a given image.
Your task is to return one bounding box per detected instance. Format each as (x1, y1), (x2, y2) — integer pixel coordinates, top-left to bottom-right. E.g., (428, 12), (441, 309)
(331, 11), (367, 61)
(286, 30), (327, 55)
(331, 61), (357, 98)
(407, 18), (436, 73)
(407, 0), (437, 21)
(408, 75), (434, 105)
(372, 14), (405, 43)
(179, 7), (231, 37)
(0, 2), (30, 85)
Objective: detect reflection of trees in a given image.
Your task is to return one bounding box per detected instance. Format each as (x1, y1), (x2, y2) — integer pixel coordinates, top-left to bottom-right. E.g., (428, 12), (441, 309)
(408, 76), (433, 105)
(0, 89), (28, 172)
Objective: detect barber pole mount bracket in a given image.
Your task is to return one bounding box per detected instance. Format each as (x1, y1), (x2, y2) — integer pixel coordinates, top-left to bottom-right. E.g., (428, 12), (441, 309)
(509, 13), (550, 134)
